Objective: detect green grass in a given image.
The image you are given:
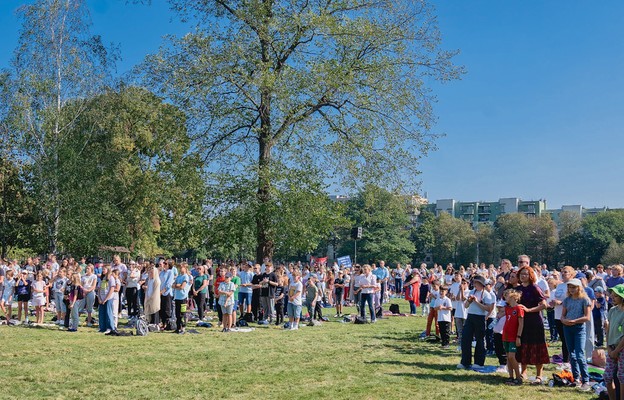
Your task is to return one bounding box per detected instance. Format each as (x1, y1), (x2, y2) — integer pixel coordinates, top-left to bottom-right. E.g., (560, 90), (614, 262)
(0, 300), (595, 399)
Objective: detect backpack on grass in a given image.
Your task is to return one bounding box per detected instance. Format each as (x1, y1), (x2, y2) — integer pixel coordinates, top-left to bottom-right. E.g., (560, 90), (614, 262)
(135, 317), (148, 336)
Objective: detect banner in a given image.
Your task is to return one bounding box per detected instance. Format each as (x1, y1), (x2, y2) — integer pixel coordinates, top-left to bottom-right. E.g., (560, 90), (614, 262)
(336, 255), (352, 269)
(310, 256), (328, 266)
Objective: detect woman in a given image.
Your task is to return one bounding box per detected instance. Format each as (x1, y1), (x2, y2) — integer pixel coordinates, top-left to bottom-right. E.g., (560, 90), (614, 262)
(404, 270), (421, 316)
(192, 265), (209, 321)
(515, 262), (549, 384)
(97, 266), (117, 335)
(172, 264), (191, 334)
(81, 265), (98, 327)
(125, 263), (140, 319)
(32, 272), (47, 324)
(144, 265), (161, 325)
(68, 273), (83, 332)
(326, 270), (334, 306)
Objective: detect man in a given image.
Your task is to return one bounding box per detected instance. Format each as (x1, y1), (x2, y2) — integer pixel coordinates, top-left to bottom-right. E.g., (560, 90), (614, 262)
(238, 263), (254, 317)
(251, 264), (263, 321)
(259, 263), (278, 322)
(373, 261), (388, 307)
(159, 260), (174, 330)
(111, 255), (128, 317)
(357, 264), (377, 323)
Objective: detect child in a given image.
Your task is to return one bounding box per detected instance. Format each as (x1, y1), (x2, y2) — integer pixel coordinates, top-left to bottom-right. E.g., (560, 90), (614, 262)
(334, 271), (345, 317)
(218, 272), (236, 332)
(288, 272), (303, 330)
(425, 279), (440, 336)
(436, 286), (453, 348)
(1, 270), (15, 320)
(68, 274), (83, 332)
(561, 278), (592, 392)
(419, 276), (430, 317)
(604, 283), (624, 400)
(594, 286), (607, 347)
(32, 272), (47, 324)
(502, 289), (524, 385)
(52, 268), (67, 325)
(305, 275), (319, 320)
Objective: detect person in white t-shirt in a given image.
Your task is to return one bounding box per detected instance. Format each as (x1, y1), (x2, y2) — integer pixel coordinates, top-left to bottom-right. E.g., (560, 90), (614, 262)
(287, 272), (303, 330)
(81, 265), (98, 327)
(436, 286), (453, 348)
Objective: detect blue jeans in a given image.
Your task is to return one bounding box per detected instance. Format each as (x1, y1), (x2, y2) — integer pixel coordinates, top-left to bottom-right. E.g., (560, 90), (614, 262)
(546, 308), (558, 340)
(395, 279), (403, 295)
(563, 323), (589, 384)
(461, 313), (486, 367)
(360, 293), (375, 321)
(409, 300), (416, 314)
(98, 303), (111, 332)
(106, 299), (116, 331)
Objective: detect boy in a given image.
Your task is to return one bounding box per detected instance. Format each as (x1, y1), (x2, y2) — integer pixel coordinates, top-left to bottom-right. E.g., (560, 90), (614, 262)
(436, 286), (453, 348)
(502, 289), (524, 385)
(218, 272), (236, 332)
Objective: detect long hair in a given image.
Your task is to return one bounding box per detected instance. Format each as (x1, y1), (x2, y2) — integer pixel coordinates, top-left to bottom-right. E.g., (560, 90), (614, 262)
(518, 266), (537, 285)
(567, 284), (589, 300)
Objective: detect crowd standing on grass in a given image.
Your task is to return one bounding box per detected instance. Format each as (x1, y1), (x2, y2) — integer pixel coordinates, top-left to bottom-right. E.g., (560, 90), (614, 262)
(3, 254), (624, 396)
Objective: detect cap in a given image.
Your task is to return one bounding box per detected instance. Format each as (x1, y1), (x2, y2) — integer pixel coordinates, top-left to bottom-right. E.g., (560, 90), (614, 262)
(472, 275), (487, 287)
(575, 272), (586, 280)
(595, 286), (605, 293)
(225, 272), (232, 278)
(566, 278), (582, 287)
(609, 284), (624, 299)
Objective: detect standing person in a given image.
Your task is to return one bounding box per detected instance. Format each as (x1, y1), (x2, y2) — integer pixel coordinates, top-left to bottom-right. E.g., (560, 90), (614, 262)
(594, 287), (607, 347)
(237, 263), (254, 317)
(15, 270), (31, 323)
(251, 264), (263, 321)
(425, 280), (440, 336)
(502, 289), (524, 386)
(51, 268), (68, 325)
(259, 263), (278, 323)
(333, 271), (345, 317)
(81, 265), (97, 327)
(68, 274), (84, 332)
(230, 266), (241, 319)
(172, 264), (191, 334)
(159, 261), (174, 330)
(32, 272), (47, 324)
(305, 275), (320, 320)
(394, 263), (404, 297)
(561, 278), (592, 392)
(274, 272), (287, 326)
(357, 265), (378, 323)
(111, 255), (127, 318)
(546, 276), (560, 342)
(436, 286), (453, 348)
(1, 270), (15, 320)
(404, 270), (421, 316)
(218, 272), (236, 332)
(144, 265), (161, 325)
(458, 275), (495, 370)
(604, 284), (624, 400)
(515, 259), (549, 384)
(452, 279), (469, 349)
(373, 262), (388, 307)
(125, 262), (140, 320)
(551, 265), (574, 368)
(97, 266), (117, 335)
(213, 267), (226, 326)
(287, 271), (303, 330)
(192, 265), (209, 321)
(419, 275), (430, 317)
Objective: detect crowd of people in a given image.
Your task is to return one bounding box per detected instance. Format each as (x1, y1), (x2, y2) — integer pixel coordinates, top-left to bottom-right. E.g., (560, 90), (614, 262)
(2, 253), (624, 398)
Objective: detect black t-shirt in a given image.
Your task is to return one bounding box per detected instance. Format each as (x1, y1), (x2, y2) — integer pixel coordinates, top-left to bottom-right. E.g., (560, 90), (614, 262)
(251, 274), (263, 296)
(334, 278), (344, 294)
(274, 285), (285, 304)
(0, 268), (4, 291)
(260, 272), (277, 297)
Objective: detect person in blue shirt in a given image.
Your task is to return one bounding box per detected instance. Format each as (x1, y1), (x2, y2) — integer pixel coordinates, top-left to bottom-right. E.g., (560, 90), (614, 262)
(159, 260), (174, 330)
(238, 263), (254, 317)
(172, 264), (191, 334)
(373, 262), (388, 308)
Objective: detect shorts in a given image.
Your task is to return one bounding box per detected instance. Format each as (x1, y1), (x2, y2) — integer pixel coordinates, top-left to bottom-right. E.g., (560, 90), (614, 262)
(503, 341), (517, 353)
(17, 294), (30, 303)
(221, 304), (234, 314)
(238, 292), (252, 307)
(287, 303), (302, 319)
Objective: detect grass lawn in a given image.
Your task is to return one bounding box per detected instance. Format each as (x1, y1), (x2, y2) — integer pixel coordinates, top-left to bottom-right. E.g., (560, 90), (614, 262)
(0, 299), (595, 400)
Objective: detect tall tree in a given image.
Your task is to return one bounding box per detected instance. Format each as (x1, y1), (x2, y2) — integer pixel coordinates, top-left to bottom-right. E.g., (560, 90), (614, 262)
(494, 213), (531, 260)
(9, 0), (117, 253)
(430, 213), (476, 266)
(142, 0), (463, 261)
(526, 214), (557, 265)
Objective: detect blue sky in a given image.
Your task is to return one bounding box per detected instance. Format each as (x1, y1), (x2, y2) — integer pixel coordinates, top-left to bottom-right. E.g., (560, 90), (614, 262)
(1, 1), (623, 209)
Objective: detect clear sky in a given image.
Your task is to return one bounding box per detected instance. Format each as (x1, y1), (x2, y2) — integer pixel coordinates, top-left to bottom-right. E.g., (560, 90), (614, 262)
(1, 0), (623, 209)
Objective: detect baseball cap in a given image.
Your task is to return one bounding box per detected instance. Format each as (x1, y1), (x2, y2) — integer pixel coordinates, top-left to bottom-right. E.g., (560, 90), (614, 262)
(566, 278), (582, 287)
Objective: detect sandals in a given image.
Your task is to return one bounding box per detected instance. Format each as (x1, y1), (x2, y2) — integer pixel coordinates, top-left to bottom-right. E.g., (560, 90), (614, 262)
(532, 377), (544, 385)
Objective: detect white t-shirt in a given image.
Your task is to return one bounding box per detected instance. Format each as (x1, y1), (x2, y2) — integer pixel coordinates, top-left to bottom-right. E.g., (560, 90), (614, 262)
(289, 281), (303, 306)
(466, 289), (496, 316)
(437, 296), (452, 322)
(429, 288), (440, 308)
(554, 282), (569, 320)
(536, 277), (549, 295)
(81, 274), (97, 293)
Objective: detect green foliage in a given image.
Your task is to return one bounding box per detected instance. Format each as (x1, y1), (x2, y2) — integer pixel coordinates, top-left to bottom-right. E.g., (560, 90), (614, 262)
(142, 0), (463, 260)
(412, 210), (435, 261)
(342, 185), (415, 264)
(526, 214), (557, 265)
(494, 214), (530, 260)
(602, 241), (624, 265)
(476, 223), (497, 265)
(430, 213), (476, 266)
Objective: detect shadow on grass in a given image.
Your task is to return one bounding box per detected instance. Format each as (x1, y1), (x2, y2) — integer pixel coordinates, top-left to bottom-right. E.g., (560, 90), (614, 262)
(387, 371), (502, 385)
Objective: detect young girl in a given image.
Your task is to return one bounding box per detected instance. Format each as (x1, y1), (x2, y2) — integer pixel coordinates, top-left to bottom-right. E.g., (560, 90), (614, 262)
(419, 277), (430, 317)
(1, 270), (15, 320)
(15, 270), (31, 323)
(604, 283), (624, 400)
(288, 272), (303, 330)
(52, 268), (68, 325)
(502, 289), (524, 385)
(68, 274), (83, 332)
(31, 272), (46, 324)
(425, 280), (440, 336)
(561, 278), (592, 391)
(218, 272), (236, 332)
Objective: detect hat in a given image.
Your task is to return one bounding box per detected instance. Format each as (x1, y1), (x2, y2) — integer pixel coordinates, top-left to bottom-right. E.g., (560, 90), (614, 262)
(496, 300), (507, 307)
(225, 272), (232, 278)
(472, 275), (487, 286)
(566, 278), (582, 287)
(595, 286), (605, 293)
(609, 284), (624, 299)
(575, 272), (586, 280)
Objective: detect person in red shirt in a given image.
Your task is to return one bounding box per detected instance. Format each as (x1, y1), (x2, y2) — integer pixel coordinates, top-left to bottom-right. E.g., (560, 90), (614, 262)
(503, 289), (524, 385)
(213, 267), (226, 327)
